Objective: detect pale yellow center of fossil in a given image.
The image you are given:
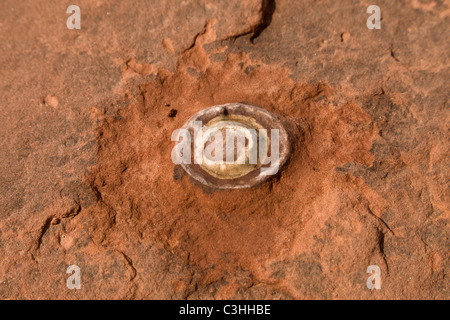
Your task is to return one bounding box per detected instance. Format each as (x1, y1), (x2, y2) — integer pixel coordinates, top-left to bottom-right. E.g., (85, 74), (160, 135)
(198, 115), (269, 179)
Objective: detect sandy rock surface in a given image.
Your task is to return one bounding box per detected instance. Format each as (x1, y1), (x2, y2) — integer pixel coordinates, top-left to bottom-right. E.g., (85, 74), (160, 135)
(0, 0), (448, 299)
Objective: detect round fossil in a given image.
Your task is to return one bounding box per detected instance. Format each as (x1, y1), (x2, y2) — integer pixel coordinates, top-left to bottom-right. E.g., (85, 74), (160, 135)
(174, 103), (290, 189)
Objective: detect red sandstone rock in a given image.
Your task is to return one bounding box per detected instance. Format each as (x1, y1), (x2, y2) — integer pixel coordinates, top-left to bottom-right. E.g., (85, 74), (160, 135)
(0, 0), (448, 299)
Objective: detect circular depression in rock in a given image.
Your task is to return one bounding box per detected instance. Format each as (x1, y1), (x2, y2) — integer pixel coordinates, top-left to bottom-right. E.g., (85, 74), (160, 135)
(173, 103), (290, 189)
